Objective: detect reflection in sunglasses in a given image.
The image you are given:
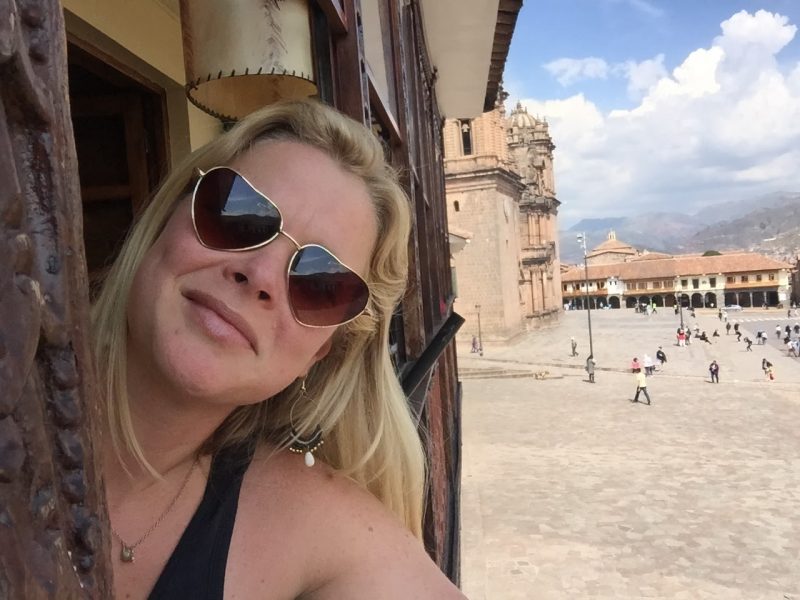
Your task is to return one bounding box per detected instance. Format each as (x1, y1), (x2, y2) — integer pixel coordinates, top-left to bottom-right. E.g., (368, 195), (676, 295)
(193, 166), (370, 327)
(225, 178), (276, 217)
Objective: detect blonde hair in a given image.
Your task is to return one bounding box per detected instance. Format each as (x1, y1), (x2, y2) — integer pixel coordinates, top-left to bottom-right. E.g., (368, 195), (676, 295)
(91, 100), (424, 536)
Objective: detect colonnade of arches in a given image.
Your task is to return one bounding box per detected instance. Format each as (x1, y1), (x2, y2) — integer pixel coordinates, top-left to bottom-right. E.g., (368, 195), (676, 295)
(568, 290), (782, 310)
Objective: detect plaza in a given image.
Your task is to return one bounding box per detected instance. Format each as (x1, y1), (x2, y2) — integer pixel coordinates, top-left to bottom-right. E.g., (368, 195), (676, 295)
(459, 308), (800, 599)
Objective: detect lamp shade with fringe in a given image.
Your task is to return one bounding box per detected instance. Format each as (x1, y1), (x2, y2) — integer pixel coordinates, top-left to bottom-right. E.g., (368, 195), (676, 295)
(180, 0), (317, 121)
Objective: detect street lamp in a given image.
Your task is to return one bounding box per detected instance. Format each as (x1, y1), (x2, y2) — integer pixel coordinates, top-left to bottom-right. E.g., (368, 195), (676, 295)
(576, 233), (594, 358)
(676, 292), (684, 330)
(475, 304), (484, 357)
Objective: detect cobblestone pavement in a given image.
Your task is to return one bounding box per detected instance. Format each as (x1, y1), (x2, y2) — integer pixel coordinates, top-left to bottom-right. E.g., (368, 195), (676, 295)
(459, 308), (800, 600)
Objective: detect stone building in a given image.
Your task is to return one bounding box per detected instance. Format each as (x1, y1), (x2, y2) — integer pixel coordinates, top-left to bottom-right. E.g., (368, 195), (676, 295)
(444, 102), (561, 342)
(562, 235), (793, 310)
(586, 231), (638, 265)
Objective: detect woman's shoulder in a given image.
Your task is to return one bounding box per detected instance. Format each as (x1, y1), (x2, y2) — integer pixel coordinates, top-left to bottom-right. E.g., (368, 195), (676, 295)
(229, 447), (464, 599)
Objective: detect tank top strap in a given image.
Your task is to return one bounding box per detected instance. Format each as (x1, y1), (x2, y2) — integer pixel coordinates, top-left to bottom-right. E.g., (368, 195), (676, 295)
(148, 442), (255, 600)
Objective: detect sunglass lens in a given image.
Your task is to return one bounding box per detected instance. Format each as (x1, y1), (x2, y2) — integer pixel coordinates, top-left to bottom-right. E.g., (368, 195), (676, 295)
(289, 246), (369, 327)
(194, 168), (281, 250)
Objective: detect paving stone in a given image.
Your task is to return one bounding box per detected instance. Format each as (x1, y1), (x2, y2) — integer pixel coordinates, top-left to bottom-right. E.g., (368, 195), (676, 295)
(460, 308), (800, 599)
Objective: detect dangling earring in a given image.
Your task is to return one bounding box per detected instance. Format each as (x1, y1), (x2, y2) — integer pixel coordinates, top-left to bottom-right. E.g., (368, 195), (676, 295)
(288, 379), (324, 467)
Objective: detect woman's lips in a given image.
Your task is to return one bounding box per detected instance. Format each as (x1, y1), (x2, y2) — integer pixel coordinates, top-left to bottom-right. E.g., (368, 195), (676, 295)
(182, 289), (257, 352)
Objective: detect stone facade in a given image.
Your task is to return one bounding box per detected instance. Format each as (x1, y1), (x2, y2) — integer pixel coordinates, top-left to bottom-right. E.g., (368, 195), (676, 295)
(444, 102), (561, 342)
(562, 237), (793, 310)
(586, 231), (638, 266)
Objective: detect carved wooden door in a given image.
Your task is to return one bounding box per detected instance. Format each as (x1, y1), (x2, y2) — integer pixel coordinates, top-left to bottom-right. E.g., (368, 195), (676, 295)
(0, 1), (111, 597)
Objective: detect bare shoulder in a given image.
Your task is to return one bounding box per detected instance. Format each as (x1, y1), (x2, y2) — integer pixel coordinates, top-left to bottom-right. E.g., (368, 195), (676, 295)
(228, 448), (466, 600)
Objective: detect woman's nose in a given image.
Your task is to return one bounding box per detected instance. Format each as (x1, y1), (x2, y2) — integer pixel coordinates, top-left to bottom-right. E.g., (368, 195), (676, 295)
(223, 238), (295, 303)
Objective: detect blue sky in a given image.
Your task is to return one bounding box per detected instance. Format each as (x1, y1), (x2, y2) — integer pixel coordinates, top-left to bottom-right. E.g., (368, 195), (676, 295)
(504, 1), (800, 226)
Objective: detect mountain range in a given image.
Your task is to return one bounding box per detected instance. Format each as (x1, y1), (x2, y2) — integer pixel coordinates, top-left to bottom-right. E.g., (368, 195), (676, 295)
(559, 192), (800, 265)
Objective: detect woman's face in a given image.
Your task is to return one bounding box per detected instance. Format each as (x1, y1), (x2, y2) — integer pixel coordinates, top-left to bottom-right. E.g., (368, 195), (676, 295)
(127, 140), (378, 407)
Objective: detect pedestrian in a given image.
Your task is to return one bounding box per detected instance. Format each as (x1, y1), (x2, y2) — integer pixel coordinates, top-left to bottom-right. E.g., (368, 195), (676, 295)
(699, 331), (712, 344)
(630, 357), (641, 372)
(643, 354), (655, 376)
(718, 309), (722, 321)
(733, 322), (740, 334)
(673, 305), (679, 316)
(585, 355), (596, 383)
(744, 337), (753, 351)
(709, 360), (720, 383)
(726, 322), (731, 335)
(776, 324), (782, 339)
(677, 329), (686, 347)
(762, 358), (771, 376)
(690, 308), (696, 318)
(794, 323), (800, 335)
(766, 364), (775, 381)
(686, 329), (692, 345)
(735, 330), (742, 342)
(570, 336), (578, 357)
(712, 329), (720, 337)
(656, 346), (667, 365)
(471, 335), (480, 353)
(632, 368), (651, 405)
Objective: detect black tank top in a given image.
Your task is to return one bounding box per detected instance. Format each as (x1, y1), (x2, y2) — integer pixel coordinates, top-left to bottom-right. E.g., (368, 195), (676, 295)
(148, 443), (255, 599)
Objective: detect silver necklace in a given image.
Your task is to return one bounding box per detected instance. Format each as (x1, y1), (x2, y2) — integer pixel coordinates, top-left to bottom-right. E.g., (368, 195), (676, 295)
(111, 456), (199, 563)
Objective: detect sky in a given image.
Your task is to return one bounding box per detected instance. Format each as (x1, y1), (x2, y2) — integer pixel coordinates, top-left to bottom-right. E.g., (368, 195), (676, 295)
(503, 0), (800, 227)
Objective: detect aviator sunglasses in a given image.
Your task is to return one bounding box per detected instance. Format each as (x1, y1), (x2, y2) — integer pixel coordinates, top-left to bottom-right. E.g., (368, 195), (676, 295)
(190, 166), (370, 327)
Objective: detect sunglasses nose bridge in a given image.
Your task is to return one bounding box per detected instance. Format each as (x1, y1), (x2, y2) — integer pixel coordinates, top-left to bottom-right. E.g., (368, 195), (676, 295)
(278, 230), (302, 251)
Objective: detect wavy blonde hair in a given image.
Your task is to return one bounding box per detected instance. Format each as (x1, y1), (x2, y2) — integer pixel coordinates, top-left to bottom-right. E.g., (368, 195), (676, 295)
(91, 99), (424, 536)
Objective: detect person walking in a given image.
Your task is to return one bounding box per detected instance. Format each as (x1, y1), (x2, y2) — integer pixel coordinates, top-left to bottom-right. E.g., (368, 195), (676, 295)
(776, 324), (782, 339)
(585, 355), (596, 383)
(733, 322), (740, 335)
(632, 368), (651, 405)
(686, 329), (692, 345)
(709, 360), (720, 383)
(570, 336), (578, 357)
(744, 337), (753, 351)
(677, 329), (686, 347)
(762, 358), (772, 377)
(656, 346), (667, 366)
(735, 330), (742, 342)
(726, 322), (732, 335)
(643, 354), (655, 376)
(471, 335), (480, 353)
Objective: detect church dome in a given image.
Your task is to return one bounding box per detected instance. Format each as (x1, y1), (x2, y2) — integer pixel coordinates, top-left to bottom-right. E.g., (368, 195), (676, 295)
(507, 102), (538, 129)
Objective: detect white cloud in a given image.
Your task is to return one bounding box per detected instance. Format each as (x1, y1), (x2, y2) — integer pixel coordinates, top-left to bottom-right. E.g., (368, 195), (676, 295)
(544, 57), (609, 86)
(618, 54), (669, 98)
(519, 10), (800, 224)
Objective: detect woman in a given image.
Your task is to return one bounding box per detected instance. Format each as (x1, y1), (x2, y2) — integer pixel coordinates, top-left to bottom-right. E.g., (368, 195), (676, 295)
(92, 100), (465, 599)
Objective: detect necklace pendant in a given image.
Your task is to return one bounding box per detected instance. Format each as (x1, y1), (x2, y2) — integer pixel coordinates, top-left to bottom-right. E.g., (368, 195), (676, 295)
(120, 545), (135, 563)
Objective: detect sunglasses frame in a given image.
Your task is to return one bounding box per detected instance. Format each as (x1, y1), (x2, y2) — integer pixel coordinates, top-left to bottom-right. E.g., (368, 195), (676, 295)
(190, 166), (371, 328)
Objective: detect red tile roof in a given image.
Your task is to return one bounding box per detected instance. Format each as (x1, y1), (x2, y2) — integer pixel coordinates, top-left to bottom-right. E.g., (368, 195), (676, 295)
(562, 252), (792, 282)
